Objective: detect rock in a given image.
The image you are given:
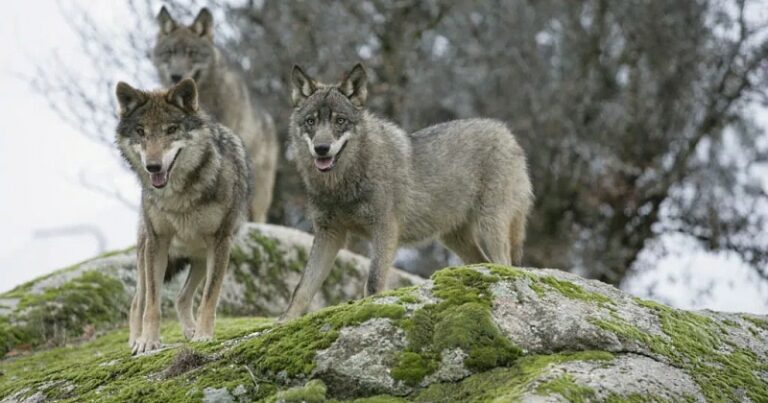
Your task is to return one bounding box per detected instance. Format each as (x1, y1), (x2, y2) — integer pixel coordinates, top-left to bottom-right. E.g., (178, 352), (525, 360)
(1, 264), (766, 402)
(0, 224), (423, 356)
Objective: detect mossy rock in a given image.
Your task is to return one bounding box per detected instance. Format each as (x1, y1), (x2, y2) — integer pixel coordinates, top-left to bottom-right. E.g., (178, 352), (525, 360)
(2, 264), (766, 402)
(0, 224), (422, 356)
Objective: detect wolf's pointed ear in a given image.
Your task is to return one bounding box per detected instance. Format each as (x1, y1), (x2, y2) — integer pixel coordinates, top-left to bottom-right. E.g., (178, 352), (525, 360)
(157, 6), (177, 35)
(167, 78), (199, 112)
(191, 8), (214, 38)
(116, 82), (145, 116)
(340, 63), (368, 107)
(291, 65), (317, 106)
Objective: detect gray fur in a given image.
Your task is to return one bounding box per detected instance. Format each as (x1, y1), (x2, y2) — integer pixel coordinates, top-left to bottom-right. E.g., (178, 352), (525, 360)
(282, 64), (534, 319)
(115, 79), (252, 354)
(153, 6), (278, 222)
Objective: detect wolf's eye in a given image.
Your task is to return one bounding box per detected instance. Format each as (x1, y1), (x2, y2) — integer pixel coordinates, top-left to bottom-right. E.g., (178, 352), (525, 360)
(336, 117), (347, 125)
(305, 117), (315, 126)
(136, 127), (145, 137)
(166, 125), (178, 135)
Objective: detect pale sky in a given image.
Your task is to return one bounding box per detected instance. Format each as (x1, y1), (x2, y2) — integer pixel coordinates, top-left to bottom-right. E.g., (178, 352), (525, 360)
(0, 1), (766, 313)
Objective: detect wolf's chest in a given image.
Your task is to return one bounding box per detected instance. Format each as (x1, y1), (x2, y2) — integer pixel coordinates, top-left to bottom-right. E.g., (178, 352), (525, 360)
(148, 203), (227, 250)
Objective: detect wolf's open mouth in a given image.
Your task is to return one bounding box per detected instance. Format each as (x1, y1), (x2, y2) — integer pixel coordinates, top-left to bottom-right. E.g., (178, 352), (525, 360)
(313, 141), (347, 172)
(150, 149), (181, 189)
(314, 157), (334, 171)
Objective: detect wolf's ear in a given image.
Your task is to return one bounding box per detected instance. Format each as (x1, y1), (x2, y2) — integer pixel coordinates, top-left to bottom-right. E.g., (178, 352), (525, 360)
(291, 65), (317, 106)
(191, 8), (214, 38)
(167, 78), (199, 112)
(116, 82), (145, 116)
(157, 6), (177, 35)
(340, 63), (368, 107)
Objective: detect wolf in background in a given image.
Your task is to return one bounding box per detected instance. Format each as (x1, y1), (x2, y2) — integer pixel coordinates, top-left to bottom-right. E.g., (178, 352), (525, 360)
(153, 6), (277, 222)
(281, 63), (533, 319)
(115, 79), (252, 354)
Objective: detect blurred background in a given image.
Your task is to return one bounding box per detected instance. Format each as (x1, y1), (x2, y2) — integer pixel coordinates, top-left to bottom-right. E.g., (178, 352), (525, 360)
(2, 0), (768, 313)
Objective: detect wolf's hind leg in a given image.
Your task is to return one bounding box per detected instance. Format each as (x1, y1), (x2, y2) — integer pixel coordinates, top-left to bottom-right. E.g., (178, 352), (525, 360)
(441, 225), (487, 265)
(476, 215), (512, 266)
(176, 258), (206, 340)
(509, 213), (527, 266)
(281, 228), (347, 321)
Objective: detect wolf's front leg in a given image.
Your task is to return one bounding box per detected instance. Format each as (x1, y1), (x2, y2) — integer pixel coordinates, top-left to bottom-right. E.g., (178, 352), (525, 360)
(129, 230), (147, 347)
(132, 234), (170, 355)
(192, 236), (233, 342)
(365, 221), (399, 297)
(281, 228), (347, 321)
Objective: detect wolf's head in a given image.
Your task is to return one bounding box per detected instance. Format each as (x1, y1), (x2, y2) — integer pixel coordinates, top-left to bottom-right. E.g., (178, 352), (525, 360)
(152, 7), (218, 86)
(290, 63), (368, 173)
(115, 79), (207, 190)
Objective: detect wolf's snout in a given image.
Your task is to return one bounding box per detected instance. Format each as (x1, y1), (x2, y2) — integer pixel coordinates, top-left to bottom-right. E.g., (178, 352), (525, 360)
(314, 144), (331, 156)
(170, 74), (182, 83)
(146, 163), (163, 173)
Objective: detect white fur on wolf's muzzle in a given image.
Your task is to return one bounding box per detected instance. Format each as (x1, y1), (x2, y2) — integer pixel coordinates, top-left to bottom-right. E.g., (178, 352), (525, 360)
(304, 131), (351, 158)
(137, 142), (182, 173)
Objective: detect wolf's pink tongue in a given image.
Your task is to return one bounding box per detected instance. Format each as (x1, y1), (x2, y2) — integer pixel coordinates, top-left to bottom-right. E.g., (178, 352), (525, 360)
(314, 158), (333, 171)
(150, 172), (168, 188)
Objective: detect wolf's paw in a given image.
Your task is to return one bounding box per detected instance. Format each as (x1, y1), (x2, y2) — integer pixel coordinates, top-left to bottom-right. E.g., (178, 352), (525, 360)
(181, 326), (196, 340)
(131, 337), (162, 355)
(191, 334), (213, 343)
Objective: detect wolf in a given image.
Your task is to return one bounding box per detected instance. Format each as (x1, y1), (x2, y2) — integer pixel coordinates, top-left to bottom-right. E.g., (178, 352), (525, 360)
(153, 6), (278, 222)
(281, 64), (534, 319)
(115, 78), (252, 354)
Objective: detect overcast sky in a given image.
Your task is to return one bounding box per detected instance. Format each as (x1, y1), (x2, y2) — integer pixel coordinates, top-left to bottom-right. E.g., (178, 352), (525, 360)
(0, 1), (766, 313)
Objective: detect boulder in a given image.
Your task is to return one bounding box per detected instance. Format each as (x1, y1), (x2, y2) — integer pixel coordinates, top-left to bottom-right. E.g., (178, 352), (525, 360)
(1, 263), (766, 402)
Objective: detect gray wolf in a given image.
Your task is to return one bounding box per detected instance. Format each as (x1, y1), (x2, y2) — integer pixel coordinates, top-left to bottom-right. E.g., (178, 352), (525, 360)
(115, 79), (252, 354)
(153, 6), (278, 222)
(281, 63), (533, 319)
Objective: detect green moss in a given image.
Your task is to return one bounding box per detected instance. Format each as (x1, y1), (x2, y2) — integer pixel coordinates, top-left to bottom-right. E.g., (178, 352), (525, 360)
(270, 379), (327, 402)
(231, 299), (405, 379)
(604, 393), (670, 403)
(375, 286), (421, 305)
(391, 267), (524, 385)
(720, 319), (739, 328)
(390, 352), (438, 386)
(593, 298), (768, 402)
(741, 315), (768, 331)
(350, 396), (408, 403)
(0, 271), (128, 356)
(536, 374), (595, 402)
(413, 351), (613, 402)
(0, 318), (274, 402)
(538, 275), (613, 306)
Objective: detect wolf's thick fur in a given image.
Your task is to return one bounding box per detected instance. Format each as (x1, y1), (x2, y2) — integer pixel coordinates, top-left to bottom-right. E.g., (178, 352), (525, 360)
(115, 79), (252, 354)
(282, 64), (533, 319)
(153, 7), (277, 222)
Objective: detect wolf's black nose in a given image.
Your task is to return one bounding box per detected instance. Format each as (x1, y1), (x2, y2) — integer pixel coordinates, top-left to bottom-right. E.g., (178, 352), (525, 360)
(314, 144), (331, 156)
(171, 74), (182, 83)
(146, 163), (162, 173)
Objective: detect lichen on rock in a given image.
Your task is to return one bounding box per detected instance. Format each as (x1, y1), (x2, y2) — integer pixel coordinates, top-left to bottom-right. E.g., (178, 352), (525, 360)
(1, 259), (766, 402)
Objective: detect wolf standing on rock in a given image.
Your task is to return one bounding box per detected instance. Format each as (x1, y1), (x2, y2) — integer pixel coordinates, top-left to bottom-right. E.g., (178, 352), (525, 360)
(115, 79), (252, 354)
(282, 64), (533, 319)
(153, 6), (278, 222)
